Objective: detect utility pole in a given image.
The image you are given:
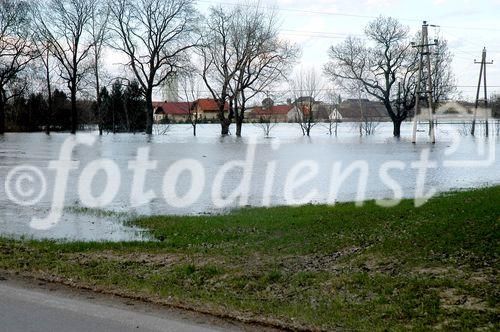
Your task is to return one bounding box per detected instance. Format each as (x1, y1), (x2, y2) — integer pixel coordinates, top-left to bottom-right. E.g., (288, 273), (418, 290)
(412, 21), (438, 144)
(471, 47), (493, 136)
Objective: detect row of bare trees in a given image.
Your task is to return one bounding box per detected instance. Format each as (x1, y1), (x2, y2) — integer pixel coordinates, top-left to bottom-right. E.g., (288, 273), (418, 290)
(1, 0), (298, 136)
(1, 1), (455, 137)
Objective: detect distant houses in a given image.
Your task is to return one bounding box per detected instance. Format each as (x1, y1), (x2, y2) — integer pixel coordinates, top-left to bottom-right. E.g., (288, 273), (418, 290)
(247, 98), (387, 123)
(337, 99), (390, 122)
(247, 104), (295, 122)
(191, 98), (229, 121)
(153, 102), (191, 122)
(153, 97), (392, 124)
(153, 99), (229, 123)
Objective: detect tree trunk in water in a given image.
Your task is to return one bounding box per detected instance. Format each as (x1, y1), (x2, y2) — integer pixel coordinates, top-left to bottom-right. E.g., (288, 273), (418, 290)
(236, 120), (242, 137)
(98, 117), (103, 135)
(124, 97), (130, 132)
(235, 103), (245, 137)
(393, 119), (402, 137)
(70, 85), (77, 135)
(95, 58), (102, 136)
(193, 124), (196, 136)
(112, 102), (116, 134)
(96, 89), (102, 136)
(146, 92), (153, 135)
(45, 104), (51, 135)
(221, 119), (230, 135)
(45, 65), (52, 135)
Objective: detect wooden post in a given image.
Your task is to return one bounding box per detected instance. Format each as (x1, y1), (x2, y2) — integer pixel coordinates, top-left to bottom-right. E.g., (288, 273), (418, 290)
(471, 48), (493, 136)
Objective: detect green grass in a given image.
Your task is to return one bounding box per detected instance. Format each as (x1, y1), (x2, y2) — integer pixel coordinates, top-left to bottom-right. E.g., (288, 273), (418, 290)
(1, 187), (499, 330)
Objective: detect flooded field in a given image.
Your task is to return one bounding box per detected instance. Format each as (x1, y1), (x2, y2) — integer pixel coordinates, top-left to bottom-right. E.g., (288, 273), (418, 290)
(0, 122), (498, 241)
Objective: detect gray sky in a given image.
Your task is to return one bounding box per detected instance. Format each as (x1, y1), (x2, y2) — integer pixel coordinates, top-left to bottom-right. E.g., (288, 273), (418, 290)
(208, 0), (500, 99)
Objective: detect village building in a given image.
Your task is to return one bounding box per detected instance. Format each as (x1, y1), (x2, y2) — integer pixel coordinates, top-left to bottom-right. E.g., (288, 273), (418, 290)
(249, 97), (344, 123)
(248, 104), (295, 122)
(190, 98), (229, 121)
(337, 99), (390, 122)
(153, 98), (229, 123)
(153, 102), (191, 123)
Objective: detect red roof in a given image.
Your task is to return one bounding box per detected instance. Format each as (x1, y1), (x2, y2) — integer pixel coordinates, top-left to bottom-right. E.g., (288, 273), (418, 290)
(251, 104), (293, 116)
(194, 98), (229, 112)
(153, 102), (191, 116)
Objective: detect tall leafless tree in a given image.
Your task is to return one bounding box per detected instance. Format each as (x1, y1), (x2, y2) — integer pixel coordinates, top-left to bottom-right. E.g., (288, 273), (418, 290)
(0, 0), (34, 134)
(35, 0), (95, 134)
(229, 5), (298, 137)
(32, 36), (56, 135)
(200, 4), (298, 136)
(89, 1), (110, 135)
(199, 5), (241, 136)
(31, 3), (58, 135)
(179, 71), (201, 136)
(324, 17), (414, 137)
(326, 19), (455, 137)
(109, 0), (198, 135)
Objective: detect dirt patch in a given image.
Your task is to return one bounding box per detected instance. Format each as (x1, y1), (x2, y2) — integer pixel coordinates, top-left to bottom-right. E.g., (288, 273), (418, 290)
(65, 251), (186, 267)
(416, 267), (451, 275)
(64, 251), (232, 272)
(413, 266), (497, 286)
(440, 288), (493, 312)
(280, 246), (365, 273)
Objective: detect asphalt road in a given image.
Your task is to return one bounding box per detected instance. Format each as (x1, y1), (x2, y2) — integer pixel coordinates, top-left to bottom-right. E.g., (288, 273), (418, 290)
(0, 281), (240, 332)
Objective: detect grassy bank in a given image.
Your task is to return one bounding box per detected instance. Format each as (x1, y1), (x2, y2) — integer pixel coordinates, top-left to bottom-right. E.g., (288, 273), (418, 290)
(1, 187), (499, 330)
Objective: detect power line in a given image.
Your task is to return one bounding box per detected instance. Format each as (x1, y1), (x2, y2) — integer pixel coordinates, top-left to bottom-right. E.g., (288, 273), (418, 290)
(198, 0), (500, 32)
(281, 29), (364, 37)
(154, 86), (500, 95)
(197, 0), (409, 20)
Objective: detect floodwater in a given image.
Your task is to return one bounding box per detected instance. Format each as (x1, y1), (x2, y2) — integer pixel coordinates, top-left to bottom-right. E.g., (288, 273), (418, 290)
(0, 122), (498, 241)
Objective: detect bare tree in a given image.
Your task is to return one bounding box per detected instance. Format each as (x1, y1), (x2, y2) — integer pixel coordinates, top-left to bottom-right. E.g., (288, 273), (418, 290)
(35, 0), (95, 134)
(32, 36), (56, 135)
(253, 96), (278, 137)
(152, 123), (171, 135)
(200, 4), (298, 136)
(179, 72), (201, 136)
(31, 4), (57, 135)
(324, 17), (414, 137)
(348, 82), (380, 136)
(199, 5), (243, 136)
(256, 115), (277, 137)
(229, 5), (298, 137)
(0, 0), (34, 134)
(430, 35), (456, 105)
(327, 20), (454, 138)
(109, 0), (198, 135)
(289, 68), (323, 136)
(89, 1), (110, 135)
(323, 91), (342, 136)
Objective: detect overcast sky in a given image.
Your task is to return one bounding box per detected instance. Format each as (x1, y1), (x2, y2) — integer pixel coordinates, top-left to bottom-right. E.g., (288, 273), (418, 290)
(207, 0), (500, 100)
(108, 0), (500, 102)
